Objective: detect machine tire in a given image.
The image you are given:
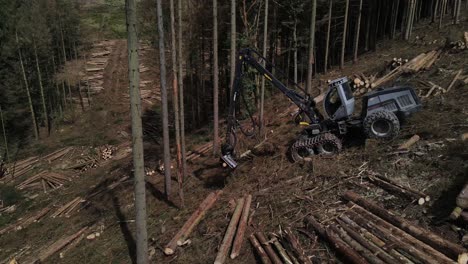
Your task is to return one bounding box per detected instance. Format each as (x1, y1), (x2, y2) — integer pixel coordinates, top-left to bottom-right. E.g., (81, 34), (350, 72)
(289, 133), (342, 162)
(364, 110), (400, 139)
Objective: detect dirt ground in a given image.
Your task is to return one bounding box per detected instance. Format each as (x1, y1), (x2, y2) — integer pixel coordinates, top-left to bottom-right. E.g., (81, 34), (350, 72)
(0, 17), (467, 264)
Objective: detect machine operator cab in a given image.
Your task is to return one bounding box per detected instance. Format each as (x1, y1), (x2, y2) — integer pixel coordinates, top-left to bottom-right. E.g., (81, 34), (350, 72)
(323, 77), (355, 121)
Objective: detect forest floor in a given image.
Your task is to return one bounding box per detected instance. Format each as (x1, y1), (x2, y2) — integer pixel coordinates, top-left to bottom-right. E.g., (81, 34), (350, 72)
(0, 16), (467, 264)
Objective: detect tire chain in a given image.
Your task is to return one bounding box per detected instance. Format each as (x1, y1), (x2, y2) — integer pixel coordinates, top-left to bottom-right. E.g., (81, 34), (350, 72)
(290, 133), (342, 162)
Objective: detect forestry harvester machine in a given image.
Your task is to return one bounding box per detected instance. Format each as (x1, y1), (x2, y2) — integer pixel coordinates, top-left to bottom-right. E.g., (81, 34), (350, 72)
(221, 48), (422, 169)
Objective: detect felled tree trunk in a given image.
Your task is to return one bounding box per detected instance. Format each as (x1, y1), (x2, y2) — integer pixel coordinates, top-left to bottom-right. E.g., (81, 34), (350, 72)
(343, 191), (467, 260)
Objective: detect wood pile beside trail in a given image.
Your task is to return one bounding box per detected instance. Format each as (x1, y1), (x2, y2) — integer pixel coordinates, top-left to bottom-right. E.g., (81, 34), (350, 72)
(306, 191), (467, 264)
(83, 40), (115, 96)
(351, 73), (377, 96)
(17, 171), (70, 192)
(247, 228), (314, 264)
(371, 49), (442, 88)
(186, 141), (214, 163)
(0, 207), (50, 235)
(1, 156), (41, 182)
(50, 197), (86, 218)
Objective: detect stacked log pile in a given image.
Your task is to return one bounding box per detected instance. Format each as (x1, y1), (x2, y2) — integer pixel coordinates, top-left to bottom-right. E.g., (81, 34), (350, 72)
(306, 191), (467, 264)
(351, 74), (377, 96)
(0, 207), (50, 235)
(186, 141), (213, 162)
(247, 228), (314, 264)
(17, 171), (70, 192)
(84, 40), (115, 95)
(42, 147), (73, 164)
(50, 197), (86, 218)
(390, 57), (409, 69)
(1, 156), (41, 181)
(372, 49), (442, 88)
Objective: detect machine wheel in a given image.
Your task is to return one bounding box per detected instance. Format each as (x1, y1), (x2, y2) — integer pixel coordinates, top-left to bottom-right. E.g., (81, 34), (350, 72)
(363, 110), (400, 139)
(289, 133), (342, 162)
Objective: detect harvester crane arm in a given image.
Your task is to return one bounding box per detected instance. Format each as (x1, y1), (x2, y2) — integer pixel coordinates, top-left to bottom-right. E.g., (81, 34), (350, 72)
(221, 48), (321, 168)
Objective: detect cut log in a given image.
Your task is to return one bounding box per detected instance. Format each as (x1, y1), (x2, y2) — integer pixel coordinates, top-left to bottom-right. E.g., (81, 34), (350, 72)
(398, 135), (421, 150)
(346, 209), (449, 264)
(305, 216), (369, 264)
(231, 194), (252, 259)
(335, 218), (397, 263)
(91, 51), (110, 57)
(337, 216), (408, 263)
(34, 226), (89, 263)
(343, 191), (467, 260)
(349, 204), (456, 264)
(456, 184), (468, 209)
(283, 228), (312, 264)
(255, 232), (283, 264)
(164, 190), (222, 255)
(214, 198), (245, 264)
(329, 223), (385, 264)
(249, 234), (272, 264)
(461, 133), (468, 141)
(423, 50), (442, 70)
(445, 70), (463, 93)
(270, 236), (294, 264)
(367, 176), (425, 205)
(86, 67), (104, 72)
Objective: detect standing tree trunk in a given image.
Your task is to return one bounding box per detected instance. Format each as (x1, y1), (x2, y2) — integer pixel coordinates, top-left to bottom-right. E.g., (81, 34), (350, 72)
(392, 0), (401, 38)
(157, 0), (172, 198)
(59, 21), (67, 62)
(177, 0), (187, 181)
(439, 0), (447, 29)
(353, 0), (363, 62)
(293, 20), (298, 84)
(230, 0), (237, 97)
(84, 55), (92, 106)
(16, 32), (39, 140)
(125, 0), (148, 263)
(170, 0), (184, 207)
(453, 0), (461, 24)
(341, 0), (349, 69)
(73, 43), (85, 111)
(306, 0), (316, 94)
(51, 55), (64, 117)
(433, 0), (440, 23)
(0, 106), (9, 162)
(259, 0), (269, 132)
(33, 40), (49, 134)
(213, 0), (219, 155)
(324, 0), (333, 73)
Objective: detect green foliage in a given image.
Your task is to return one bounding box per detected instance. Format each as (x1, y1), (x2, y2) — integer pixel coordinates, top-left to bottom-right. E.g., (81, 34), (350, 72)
(80, 0), (126, 39)
(0, 0), (80, 146)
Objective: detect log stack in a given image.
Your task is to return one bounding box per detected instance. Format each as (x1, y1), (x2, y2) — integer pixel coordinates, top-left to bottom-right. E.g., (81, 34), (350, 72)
(0, 207), (50, 235)
(372, 50), (442, 88)
(50, 197), (86, 218)
(390, 57), (409, 69)
(17, 172), (70, 192)
(351, 74), (377, 96)
(306, 191), (468, 264)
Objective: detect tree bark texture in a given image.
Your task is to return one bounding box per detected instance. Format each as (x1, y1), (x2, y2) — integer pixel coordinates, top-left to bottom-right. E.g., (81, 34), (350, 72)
(157, 0), (172, 198)
(125, 0), (148, 262)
